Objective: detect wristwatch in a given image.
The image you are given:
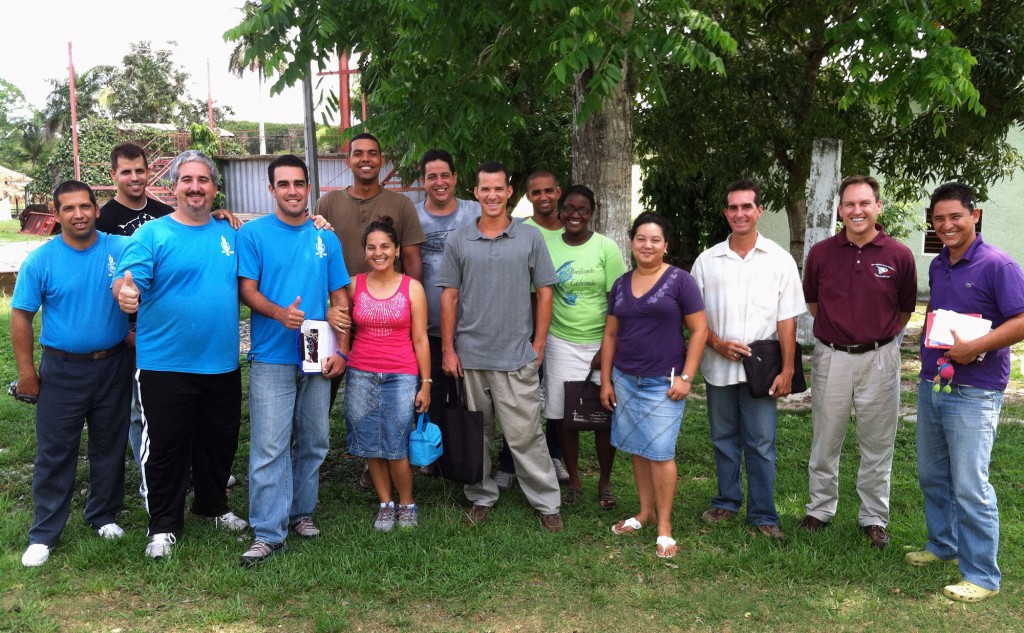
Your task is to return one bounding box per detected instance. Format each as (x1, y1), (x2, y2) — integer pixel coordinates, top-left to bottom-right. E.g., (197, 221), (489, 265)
(680, 374), (691, 383)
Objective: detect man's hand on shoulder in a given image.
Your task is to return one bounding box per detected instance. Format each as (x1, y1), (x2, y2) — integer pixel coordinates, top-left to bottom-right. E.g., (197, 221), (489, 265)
(212, 208), (242, 230)
(310, 215), (332, 231)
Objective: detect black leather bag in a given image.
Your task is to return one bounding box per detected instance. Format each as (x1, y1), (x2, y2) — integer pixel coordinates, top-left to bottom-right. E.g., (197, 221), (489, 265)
(562, 369), (612, 431)
(434, 379), (485, 485)
(742, 340), (807, 398)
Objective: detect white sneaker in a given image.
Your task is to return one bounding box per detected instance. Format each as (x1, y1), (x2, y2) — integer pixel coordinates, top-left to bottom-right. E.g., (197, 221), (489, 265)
(145, 533), (176, 559)
(226, 474), (237, 488)
(494, 470), (517, 491)
(200, 511), (248, 531)
(552, 458), (571, 484)
(21, 544), (50, 567)
(97, 523), (124, 539)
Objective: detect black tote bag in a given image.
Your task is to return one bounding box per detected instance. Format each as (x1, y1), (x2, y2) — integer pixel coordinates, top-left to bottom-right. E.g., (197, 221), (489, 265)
(562, 368), (612, 431)
(434, 378), (485, 485)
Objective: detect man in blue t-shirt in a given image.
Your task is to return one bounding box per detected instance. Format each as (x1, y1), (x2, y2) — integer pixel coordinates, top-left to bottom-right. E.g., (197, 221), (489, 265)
(98, 142), (238, 484)
(12, 181), (132, 567)
(236, 155), (351, 566)
(113, 150), (246, 560)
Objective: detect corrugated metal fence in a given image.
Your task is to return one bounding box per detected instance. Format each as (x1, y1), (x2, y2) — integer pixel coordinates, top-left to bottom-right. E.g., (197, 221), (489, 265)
(219, 156), (425, 214)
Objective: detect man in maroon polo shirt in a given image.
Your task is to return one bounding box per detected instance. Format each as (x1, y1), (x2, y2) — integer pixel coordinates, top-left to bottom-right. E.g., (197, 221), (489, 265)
(799, 175), (917, 548)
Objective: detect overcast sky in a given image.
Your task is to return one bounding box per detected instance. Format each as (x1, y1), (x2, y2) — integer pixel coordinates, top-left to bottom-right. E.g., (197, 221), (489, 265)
(0, 0), (340, 124)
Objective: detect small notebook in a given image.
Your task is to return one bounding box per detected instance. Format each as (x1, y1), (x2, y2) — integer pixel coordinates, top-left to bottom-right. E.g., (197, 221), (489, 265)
(925, 309), (991, 349)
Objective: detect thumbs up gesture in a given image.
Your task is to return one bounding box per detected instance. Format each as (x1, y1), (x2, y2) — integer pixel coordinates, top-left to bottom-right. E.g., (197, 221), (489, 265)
(118, 270), (140, 314)
(279, 296), (305, 330)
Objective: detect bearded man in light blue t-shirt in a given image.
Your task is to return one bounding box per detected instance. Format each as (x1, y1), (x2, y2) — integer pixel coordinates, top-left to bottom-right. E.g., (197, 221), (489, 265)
(114, 150), (247, 560)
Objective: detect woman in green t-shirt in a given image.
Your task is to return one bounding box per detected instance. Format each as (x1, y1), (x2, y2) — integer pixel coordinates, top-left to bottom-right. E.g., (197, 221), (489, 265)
(543, 185), (627, 509)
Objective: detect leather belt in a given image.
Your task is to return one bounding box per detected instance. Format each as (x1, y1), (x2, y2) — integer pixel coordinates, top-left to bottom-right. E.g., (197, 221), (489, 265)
(42, 342), (126, 361)
(820, 336), (894, 354)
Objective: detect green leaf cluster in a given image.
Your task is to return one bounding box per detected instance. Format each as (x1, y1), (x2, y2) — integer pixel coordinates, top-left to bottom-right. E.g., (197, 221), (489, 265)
(224, 1), (731, 199)
(636, 0), (1022, 259)
(25, 118), (120, 198)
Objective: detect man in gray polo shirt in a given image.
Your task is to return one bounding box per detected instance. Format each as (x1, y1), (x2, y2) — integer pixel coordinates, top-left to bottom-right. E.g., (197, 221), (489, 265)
(437, 161), (563, 532)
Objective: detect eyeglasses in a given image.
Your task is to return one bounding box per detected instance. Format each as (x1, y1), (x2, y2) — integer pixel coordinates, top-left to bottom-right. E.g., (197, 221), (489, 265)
(560, 205), (592, 217)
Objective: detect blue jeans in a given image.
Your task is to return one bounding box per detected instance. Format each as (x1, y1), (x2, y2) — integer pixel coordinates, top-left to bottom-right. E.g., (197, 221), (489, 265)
(248, 361), (330, 544)
(706, 384), (779, 525)
(916, 381), (1002, 590)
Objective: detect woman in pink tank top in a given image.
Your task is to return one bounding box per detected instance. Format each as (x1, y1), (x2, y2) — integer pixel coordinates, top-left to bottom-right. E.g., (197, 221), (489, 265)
(343, 217), (431, 531)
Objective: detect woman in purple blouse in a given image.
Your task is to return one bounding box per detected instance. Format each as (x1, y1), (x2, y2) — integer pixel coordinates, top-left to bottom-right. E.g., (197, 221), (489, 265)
(599, 212), (707, 558)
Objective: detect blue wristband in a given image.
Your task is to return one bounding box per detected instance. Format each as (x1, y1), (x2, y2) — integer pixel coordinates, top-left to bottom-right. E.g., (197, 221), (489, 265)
(335, 351), (349, 361)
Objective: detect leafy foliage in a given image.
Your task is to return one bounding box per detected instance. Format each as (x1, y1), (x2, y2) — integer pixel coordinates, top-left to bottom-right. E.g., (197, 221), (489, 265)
(106, 41), (189, 125)
(636, 0), (1020, 259)
(25, 118), (120, 198)
(0, 77), (34, 169)
(223, 1), (730, 203)
(42, 66), (116, 138)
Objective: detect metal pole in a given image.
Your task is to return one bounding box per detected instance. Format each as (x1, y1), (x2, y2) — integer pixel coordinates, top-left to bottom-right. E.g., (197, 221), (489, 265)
(68, 42), (80, 181)
(303, 72), (320, 206)
(207, 58), (215, 131)
(339, 52), (351, 153)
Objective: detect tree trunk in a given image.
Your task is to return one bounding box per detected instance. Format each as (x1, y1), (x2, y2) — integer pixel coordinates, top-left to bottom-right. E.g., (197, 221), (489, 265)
(572, 12), (634, 267)
(797, 137), (842, 344)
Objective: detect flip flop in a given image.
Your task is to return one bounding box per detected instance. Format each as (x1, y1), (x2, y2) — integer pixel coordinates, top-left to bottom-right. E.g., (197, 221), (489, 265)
(598, 490), (617, 510)
(562, 487), (581, 506)
(656, 535), (677, 559)
(611, 517), (643, 535)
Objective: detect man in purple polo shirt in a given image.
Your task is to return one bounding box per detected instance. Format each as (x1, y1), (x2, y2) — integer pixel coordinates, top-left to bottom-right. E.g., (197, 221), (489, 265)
(907, 182), (1024, 603)
(800, 175), (917, 548)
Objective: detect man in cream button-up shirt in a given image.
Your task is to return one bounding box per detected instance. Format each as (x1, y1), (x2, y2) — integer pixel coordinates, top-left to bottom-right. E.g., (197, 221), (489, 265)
(691, 179), (805, 539)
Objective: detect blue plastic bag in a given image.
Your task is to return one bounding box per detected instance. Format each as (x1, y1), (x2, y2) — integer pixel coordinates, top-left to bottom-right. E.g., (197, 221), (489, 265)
(409, 412), (443, 467)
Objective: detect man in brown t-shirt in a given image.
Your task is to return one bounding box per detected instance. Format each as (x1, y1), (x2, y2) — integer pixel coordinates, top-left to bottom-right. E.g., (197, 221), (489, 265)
(313, 133), (426, 464)
(313, 133), (425, 280)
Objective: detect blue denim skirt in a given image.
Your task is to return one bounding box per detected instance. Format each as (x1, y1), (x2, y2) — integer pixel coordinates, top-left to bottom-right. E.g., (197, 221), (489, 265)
(344, 368), (417, 460)
(609, 367), (686, 461)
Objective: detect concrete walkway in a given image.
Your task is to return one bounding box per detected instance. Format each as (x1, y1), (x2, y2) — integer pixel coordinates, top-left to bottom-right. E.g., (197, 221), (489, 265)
(0, 239), (48, 274)
(0, 239), (48, 293)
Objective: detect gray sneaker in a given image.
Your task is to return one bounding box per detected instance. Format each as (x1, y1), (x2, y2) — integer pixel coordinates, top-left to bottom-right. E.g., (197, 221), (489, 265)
(291, 517), (321, 539)
(198, 511), (248, 532)
(374, 503), (396, 532)
(552, 458), (571, 484)
(494, 470), (516, 491)
(240, 539), (287, 566)
(397, 504), (419, 528)
(145, 533), (176, 560)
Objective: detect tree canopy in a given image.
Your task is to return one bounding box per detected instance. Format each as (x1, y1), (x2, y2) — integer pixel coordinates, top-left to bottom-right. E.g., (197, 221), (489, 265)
(224, 0), (733, 230)
(636, 0), (1021, 264)
(226, 0), (1010, 263)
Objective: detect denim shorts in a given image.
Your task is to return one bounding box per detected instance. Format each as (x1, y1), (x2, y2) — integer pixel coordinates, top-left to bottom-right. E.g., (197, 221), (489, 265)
(609, 367), (685, 461)
(343, 368), (417, 460)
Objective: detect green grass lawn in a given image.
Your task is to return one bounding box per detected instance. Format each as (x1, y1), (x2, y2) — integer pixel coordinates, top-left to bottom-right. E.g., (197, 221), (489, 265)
(0, 219), (33, 243)
(2, 297), (1023, 632)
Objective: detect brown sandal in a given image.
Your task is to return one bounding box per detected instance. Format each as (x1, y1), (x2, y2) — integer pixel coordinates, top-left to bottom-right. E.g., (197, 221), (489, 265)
(598, 490), (617, 509)
(562, 487), (581, 506)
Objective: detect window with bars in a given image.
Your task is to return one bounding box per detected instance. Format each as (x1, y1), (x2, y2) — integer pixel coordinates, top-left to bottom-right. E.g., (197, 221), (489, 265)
(923, 207), (982, 254)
